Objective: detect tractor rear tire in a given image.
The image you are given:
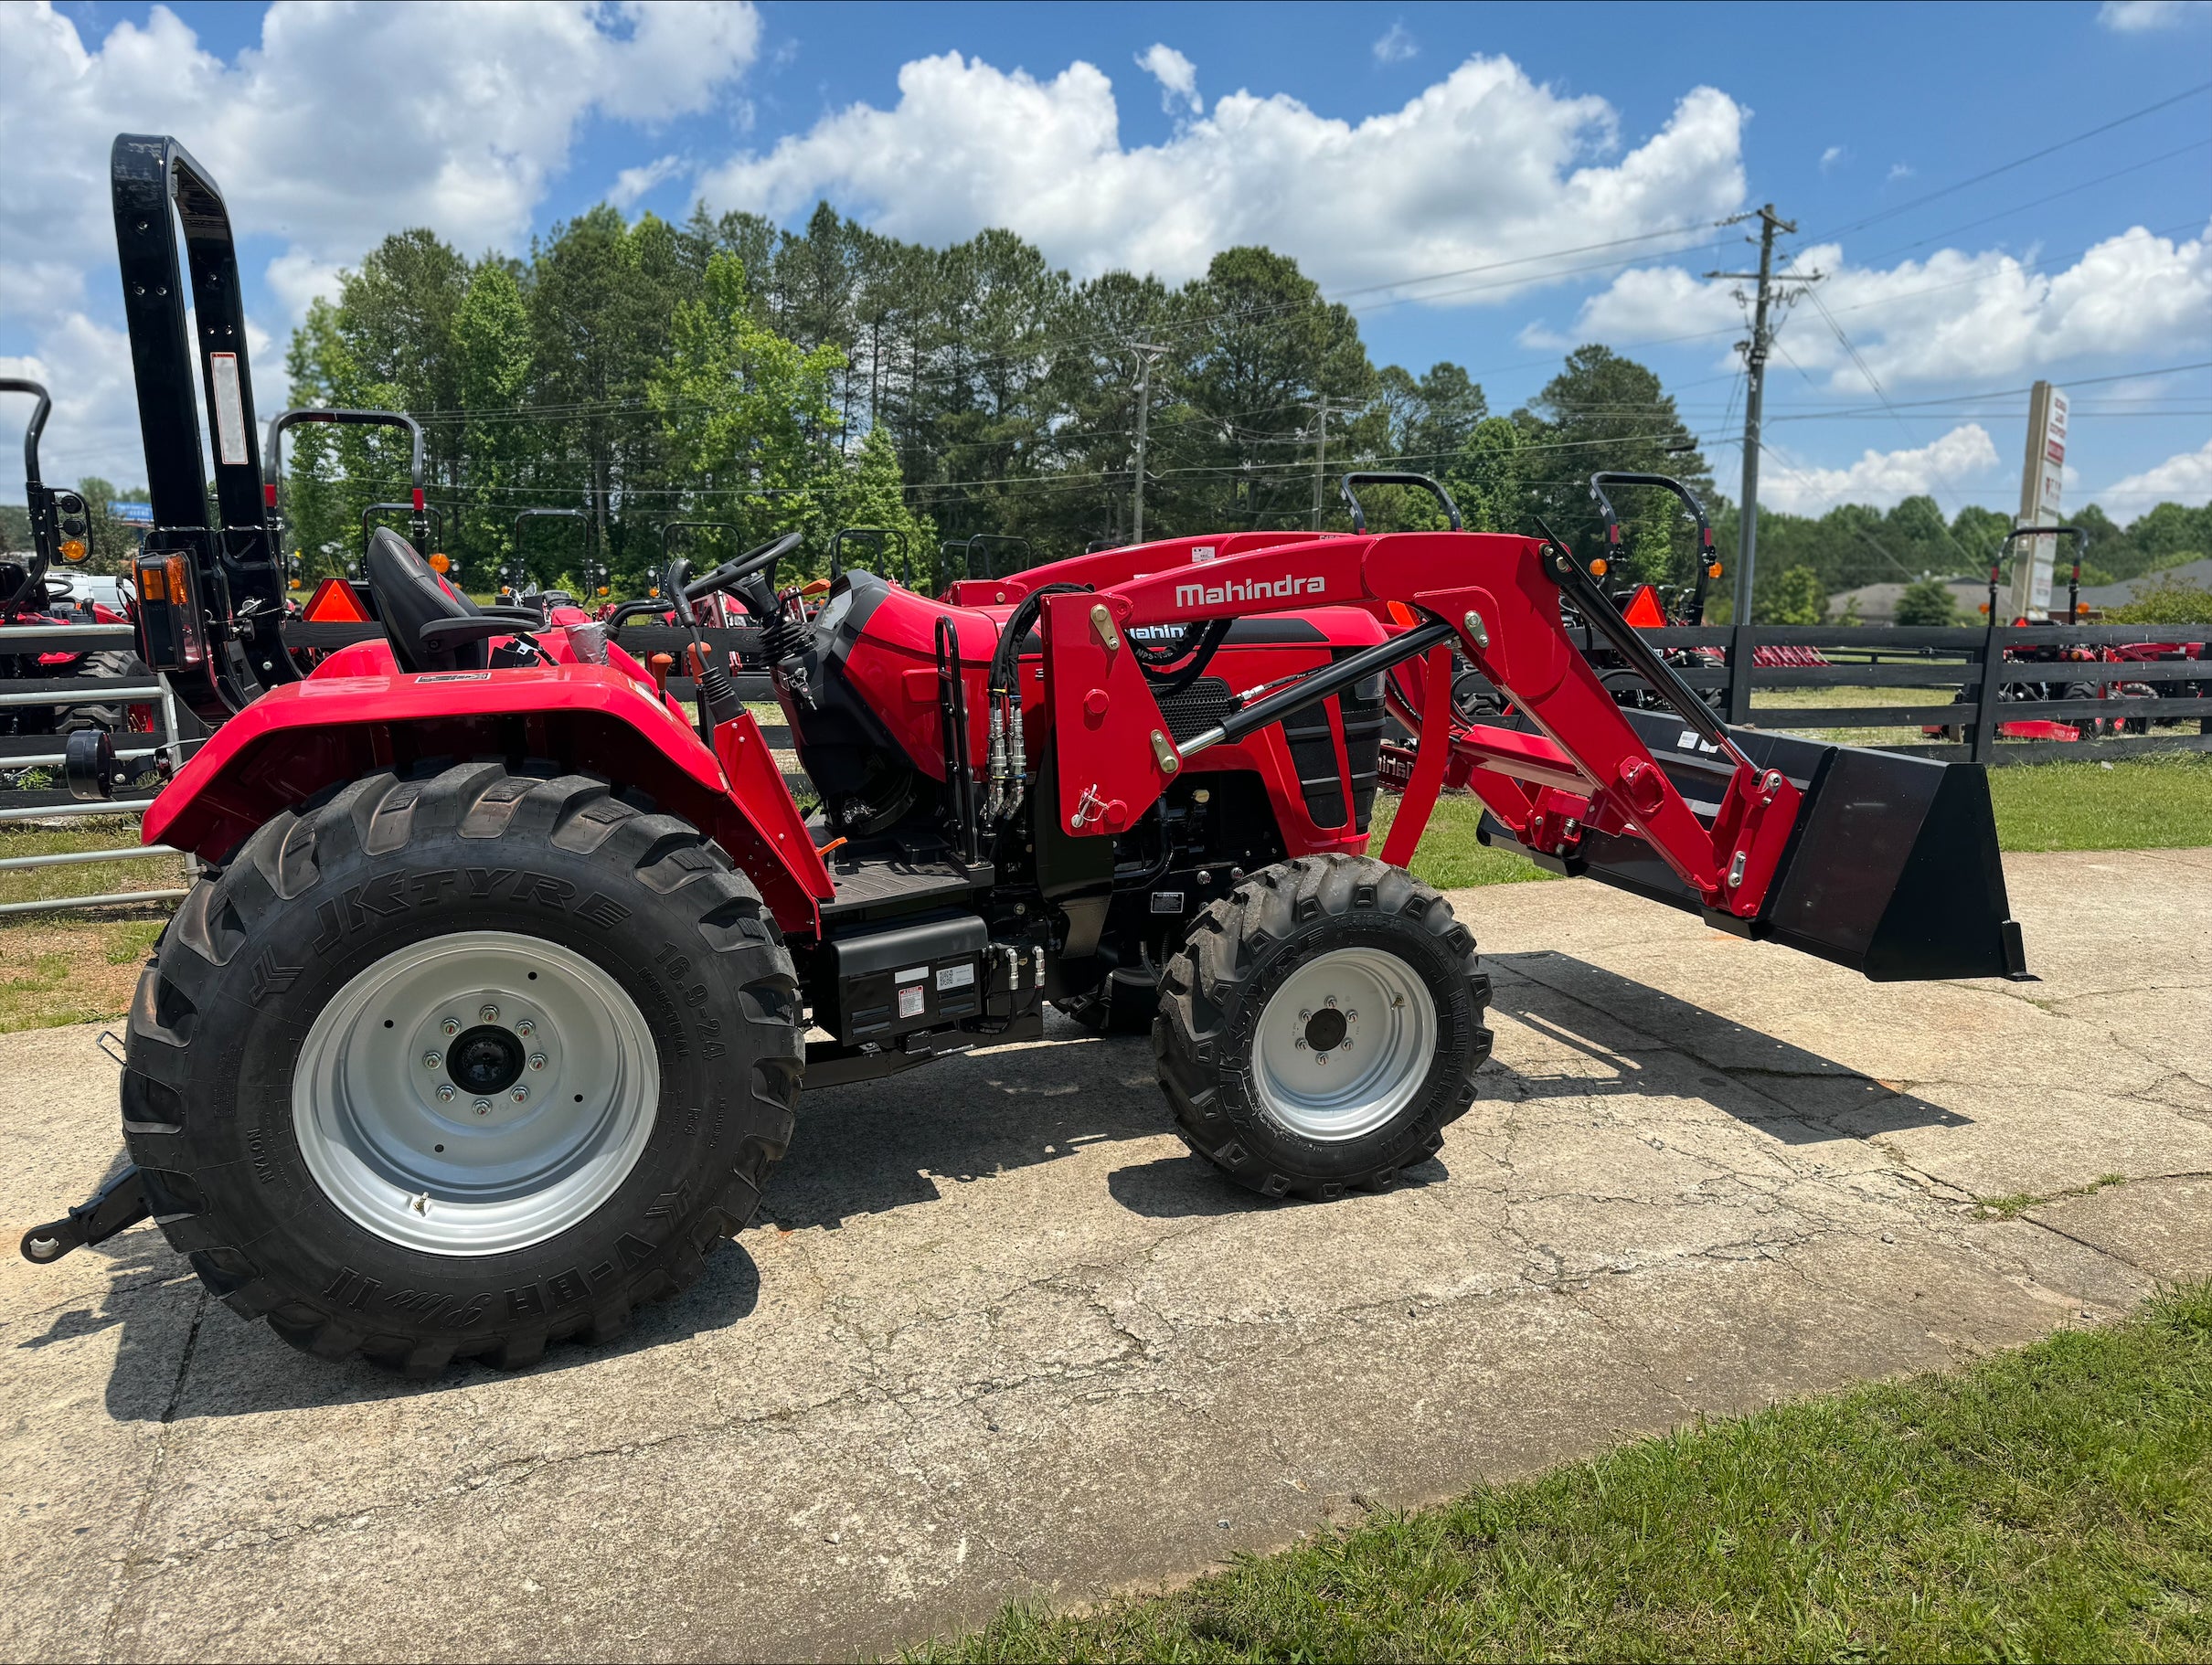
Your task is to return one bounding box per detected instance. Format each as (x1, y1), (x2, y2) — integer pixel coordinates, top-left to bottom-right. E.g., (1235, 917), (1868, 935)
(1154, 854), (1491, 1201)
(119, 762), (803, 1377)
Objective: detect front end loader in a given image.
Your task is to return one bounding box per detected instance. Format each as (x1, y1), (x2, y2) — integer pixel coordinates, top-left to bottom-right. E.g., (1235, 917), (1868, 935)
(21, 134), (2027, 1383)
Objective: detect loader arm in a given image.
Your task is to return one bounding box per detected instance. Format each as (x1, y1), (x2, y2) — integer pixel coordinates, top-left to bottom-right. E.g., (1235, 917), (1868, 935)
(1041, 527), (2025, 981)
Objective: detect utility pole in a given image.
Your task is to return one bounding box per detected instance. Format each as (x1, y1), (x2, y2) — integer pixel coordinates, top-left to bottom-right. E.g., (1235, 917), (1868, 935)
(1129, 343), (1167, 544)
(1310, 393), (1331, 529)
(1707, 206), (1818, 624)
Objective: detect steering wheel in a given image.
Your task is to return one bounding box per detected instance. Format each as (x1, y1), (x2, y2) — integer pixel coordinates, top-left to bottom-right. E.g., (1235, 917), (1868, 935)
(683, 530), (804, 612)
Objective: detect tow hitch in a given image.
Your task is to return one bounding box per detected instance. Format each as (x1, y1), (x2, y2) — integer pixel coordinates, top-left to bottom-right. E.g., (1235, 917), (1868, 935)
(19, 1165), (149, 1265)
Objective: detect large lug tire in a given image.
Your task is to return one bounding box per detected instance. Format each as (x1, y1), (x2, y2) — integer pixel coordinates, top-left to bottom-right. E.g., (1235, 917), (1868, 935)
(1154, 854), (1492, 1200)
(120, 762), (803, 1377)
(57, 648), (152, 735)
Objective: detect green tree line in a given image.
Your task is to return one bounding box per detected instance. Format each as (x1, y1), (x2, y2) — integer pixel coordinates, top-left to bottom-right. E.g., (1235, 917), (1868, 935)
(22, 194), (2200, 620)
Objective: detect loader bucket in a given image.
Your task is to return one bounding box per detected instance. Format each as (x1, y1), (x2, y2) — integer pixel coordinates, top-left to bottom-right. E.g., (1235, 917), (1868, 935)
(1477, 710), (2029, 982)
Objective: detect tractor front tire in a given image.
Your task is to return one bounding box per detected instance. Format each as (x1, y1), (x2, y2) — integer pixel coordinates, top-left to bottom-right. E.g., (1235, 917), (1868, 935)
(1154, 854), (1491, 1200)
(120, 762), (803, 1376)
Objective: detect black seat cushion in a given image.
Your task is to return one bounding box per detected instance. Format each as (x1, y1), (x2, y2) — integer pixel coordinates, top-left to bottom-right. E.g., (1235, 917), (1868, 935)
(365, 526), (484, 673)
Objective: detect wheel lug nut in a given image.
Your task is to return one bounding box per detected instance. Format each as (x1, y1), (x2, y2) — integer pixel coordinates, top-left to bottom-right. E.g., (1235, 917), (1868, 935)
(529, 1052), (547, 1070)
(509, 1086), (529, 1104)
(422, 1051), (441, 1069)
(441, 1018), (460, 1037)
(516, 1019), (535, 1037)
(436, 1084), (457, 1103)
(1299, 1009), (1312, 1021)
(1346, 1010), (1357, 1022)
(1294, 1037), (1307, 1050)
(1324, 995), (1337, 1008)
(479, 1003), (500, 1023)
(473, 1098), (493, 1116)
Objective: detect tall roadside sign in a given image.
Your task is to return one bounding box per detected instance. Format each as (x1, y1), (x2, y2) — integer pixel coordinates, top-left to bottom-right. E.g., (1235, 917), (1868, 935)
(2009, 380), (2068, 620)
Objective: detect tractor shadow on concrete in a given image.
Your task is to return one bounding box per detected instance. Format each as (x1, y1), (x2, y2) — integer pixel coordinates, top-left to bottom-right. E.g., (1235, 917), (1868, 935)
(764, 1009), (1207, 1230)
(1480, 951), (1971, 1144)
(37, 1141), (767, 1421)
(1099, 950), (1972, 1221)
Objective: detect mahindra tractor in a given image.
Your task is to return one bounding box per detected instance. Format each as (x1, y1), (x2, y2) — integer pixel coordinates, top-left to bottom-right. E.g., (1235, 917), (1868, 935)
(22, 136), (2029, 1382)
(0, 378), (154, 740)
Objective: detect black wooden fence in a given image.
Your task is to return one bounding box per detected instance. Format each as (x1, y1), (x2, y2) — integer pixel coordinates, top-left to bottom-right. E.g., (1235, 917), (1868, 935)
(1628, 621), (2210, 765)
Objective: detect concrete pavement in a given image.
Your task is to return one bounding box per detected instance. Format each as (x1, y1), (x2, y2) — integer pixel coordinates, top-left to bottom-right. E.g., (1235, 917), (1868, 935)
(2, 847), (2207, 1661)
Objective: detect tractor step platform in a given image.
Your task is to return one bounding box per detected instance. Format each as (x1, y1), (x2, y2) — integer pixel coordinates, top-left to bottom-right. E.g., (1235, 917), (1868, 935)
(819, 844), (992, 927)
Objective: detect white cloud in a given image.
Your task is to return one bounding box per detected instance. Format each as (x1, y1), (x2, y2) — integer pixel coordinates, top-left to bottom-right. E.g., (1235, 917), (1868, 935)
(1561, 218), (2212, 389)
(2098, 0), (2209, 29)
(2100, 437), (2212, 516)
(1373, 22), (1419, 65)
(1135, 44), (1201, 115)
(0, 1), (760, 493)
(1820, 144), (1847, 172)
(611, 154), (687, 208)
(700, 51), (1745, 293)
(1760, 425), (2001, 514)
(1887, 162), (1914, 181)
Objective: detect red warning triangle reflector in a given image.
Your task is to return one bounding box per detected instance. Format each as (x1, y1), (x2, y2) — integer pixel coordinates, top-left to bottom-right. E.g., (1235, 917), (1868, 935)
(1622, 584), (1666, 628)
(303, 577), (371, 622)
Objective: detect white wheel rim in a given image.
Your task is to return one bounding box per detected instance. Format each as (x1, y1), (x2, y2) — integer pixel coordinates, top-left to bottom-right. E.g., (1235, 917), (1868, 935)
(292, 930), (658, 1256)
(1252, 945), (1437, 1141)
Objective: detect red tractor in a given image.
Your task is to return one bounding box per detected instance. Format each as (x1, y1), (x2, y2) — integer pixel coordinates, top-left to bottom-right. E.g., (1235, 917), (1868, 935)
(0, 378), (154, 743)
(25, 136), (2029, 1383)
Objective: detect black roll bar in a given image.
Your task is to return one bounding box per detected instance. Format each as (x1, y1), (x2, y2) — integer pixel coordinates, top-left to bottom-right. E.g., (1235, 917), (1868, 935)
(1338, 472), (1463, 533)
(1587, 472), (1720, 625)
(265, 408), (427, 546)
(830, 525), (911, 587)
(0, 378), (50, 502)
(1992, 523), (2090, 623)
(953, 534), (1032, 583)
(360, 502), (444, 557)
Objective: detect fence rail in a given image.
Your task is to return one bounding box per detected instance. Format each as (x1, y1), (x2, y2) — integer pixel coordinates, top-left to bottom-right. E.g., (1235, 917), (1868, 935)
(0, 623), (195, 915)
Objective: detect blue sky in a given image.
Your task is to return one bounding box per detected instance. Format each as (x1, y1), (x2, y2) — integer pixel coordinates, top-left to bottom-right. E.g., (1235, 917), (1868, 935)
(5, 0), (2210, 525)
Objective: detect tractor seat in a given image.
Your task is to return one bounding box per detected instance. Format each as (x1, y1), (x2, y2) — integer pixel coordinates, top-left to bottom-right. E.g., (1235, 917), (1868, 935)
(365, 526), (484, 673)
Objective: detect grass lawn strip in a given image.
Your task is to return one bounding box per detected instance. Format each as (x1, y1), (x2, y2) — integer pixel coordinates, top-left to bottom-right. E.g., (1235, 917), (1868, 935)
(920, 1284), (2212, 1663)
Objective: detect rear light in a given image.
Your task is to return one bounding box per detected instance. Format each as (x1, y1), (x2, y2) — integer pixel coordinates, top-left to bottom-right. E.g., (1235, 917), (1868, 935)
(133, 553), (207, 669)
(428, 552), (451, 574)
(59, 538), (87, 564)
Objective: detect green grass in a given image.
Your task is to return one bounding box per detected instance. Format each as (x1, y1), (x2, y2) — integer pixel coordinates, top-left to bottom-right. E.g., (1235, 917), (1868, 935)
(1374, 744), (2211, 886)
(1989, 750), (2212, 852)
(0, 820), (181, 1032)
(1367, 793), (1556, 891)
(920, 1283), (2212, 1663)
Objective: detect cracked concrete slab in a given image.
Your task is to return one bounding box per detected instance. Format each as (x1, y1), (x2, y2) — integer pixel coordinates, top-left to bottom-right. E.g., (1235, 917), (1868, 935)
(0, 846), (2205, 1662)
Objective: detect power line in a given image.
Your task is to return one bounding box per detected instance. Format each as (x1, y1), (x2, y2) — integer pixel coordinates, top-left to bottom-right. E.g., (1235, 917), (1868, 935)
(1803, 76), (2212, 243)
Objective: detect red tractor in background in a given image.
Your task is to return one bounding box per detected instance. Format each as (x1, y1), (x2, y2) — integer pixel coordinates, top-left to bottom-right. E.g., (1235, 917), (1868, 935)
(25, 135), (2028, 1385)
(0, 378), (154, 743)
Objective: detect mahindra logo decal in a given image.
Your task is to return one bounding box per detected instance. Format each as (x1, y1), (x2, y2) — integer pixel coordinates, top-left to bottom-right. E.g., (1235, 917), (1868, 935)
(1174, 572), (1326, 608)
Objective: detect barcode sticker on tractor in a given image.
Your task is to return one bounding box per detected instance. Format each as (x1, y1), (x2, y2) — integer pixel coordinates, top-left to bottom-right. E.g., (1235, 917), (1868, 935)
(1190, 546), (1217, 563)
(935, 962), (975, 991)
(896, 966), (928, 983)
(209, 354), (250, 465)
(898, 986), (926, 1019)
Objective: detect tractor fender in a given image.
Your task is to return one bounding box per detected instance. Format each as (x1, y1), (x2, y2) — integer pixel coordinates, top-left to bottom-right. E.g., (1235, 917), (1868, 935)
(142, 664), (834, 934)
